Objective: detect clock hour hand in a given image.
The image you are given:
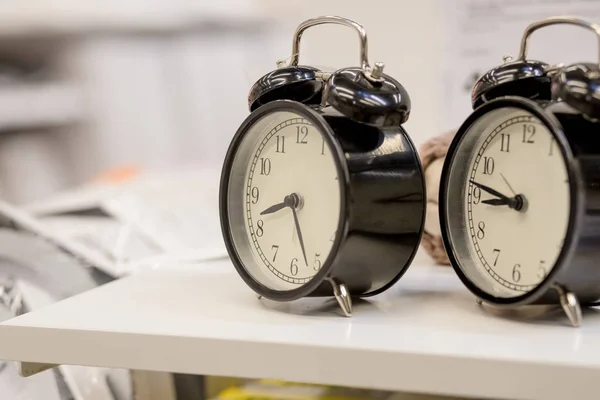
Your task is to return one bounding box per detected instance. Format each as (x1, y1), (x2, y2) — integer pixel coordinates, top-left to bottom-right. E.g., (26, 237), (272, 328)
(482, 198), (512, 206)
(260, 201), (287, 215)
(260, 193), (299, 215)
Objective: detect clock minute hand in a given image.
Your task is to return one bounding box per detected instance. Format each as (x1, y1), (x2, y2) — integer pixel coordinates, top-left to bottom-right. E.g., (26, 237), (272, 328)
(285, 193), (309, 267)
(470, 180), (510, 201)
(290, 207), (309, 267)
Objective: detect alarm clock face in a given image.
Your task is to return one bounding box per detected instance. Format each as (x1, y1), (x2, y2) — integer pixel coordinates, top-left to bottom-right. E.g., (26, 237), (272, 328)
(442, 100), (576, 302)
(221, 100), (347, 298)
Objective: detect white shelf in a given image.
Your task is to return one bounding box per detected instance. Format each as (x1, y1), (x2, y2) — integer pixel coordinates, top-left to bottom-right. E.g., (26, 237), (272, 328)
(0, 82), (83, 131)
(1, 253), (599, 400)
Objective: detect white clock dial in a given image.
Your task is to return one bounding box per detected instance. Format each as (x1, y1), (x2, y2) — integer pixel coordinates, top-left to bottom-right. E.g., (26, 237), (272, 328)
(446, 107), (571, 298)
(227, 109), (342, 291)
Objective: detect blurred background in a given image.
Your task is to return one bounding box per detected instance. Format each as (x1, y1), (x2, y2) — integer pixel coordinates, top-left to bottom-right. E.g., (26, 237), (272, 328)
(0, 2), (600, 400)
(2, 0), (599, 205)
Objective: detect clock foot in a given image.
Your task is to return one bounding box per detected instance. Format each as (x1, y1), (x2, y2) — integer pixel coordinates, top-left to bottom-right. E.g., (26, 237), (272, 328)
(554, 284), (582, 328)
(256, 294), (262, 300)
(476, 298), (483, 305)
(330, 279), (352, 317)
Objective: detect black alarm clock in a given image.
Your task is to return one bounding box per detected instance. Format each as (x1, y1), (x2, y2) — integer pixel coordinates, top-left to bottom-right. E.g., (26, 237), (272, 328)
(440, 16), (600, 327)
(219, 16), (425, 317)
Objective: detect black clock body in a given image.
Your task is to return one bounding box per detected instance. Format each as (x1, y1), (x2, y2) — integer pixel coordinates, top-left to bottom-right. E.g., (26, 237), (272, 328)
(220, 99), (425, 301)
(441, 95), (600, 306)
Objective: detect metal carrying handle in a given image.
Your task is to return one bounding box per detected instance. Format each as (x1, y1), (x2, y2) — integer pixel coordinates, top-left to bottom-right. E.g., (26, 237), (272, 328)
(286, 16), (383, 81)
(518, 16), (600, 66)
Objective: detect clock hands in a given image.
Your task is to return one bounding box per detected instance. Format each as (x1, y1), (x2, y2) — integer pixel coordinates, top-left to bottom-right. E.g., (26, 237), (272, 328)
(470, 180), (525, 211)
(470, 180), (511, 201)
(480, 173), (527, 210)
(260, 193), (309, 267)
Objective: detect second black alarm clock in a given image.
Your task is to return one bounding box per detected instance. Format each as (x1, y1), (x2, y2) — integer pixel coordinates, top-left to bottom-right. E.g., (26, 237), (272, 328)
(440, 16), (600, 327)
(219, 16), (425, 316)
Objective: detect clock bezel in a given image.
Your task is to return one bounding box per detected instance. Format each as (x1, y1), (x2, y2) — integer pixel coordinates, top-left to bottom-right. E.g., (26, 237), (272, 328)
(440, 96), (584, 306)
(219, 99), (350, 301)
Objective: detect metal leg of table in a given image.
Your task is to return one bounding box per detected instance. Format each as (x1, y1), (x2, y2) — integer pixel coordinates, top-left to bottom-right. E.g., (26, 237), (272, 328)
(131, 371), (207, 400)
(131, 370), (177, 400)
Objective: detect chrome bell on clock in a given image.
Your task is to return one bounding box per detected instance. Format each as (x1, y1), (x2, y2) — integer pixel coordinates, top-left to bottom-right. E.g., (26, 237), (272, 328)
(248, 16), (410, 126)
(248, 65), (323, 111)
(551, 55), (600, 120)
(325, 64), (410, 126)
(471, 48), (552, 109)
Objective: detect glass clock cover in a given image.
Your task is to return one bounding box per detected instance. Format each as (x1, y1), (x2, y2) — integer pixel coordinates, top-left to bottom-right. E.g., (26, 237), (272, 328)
(443, 105), (572, 299)
(223, 104), (345, 292)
